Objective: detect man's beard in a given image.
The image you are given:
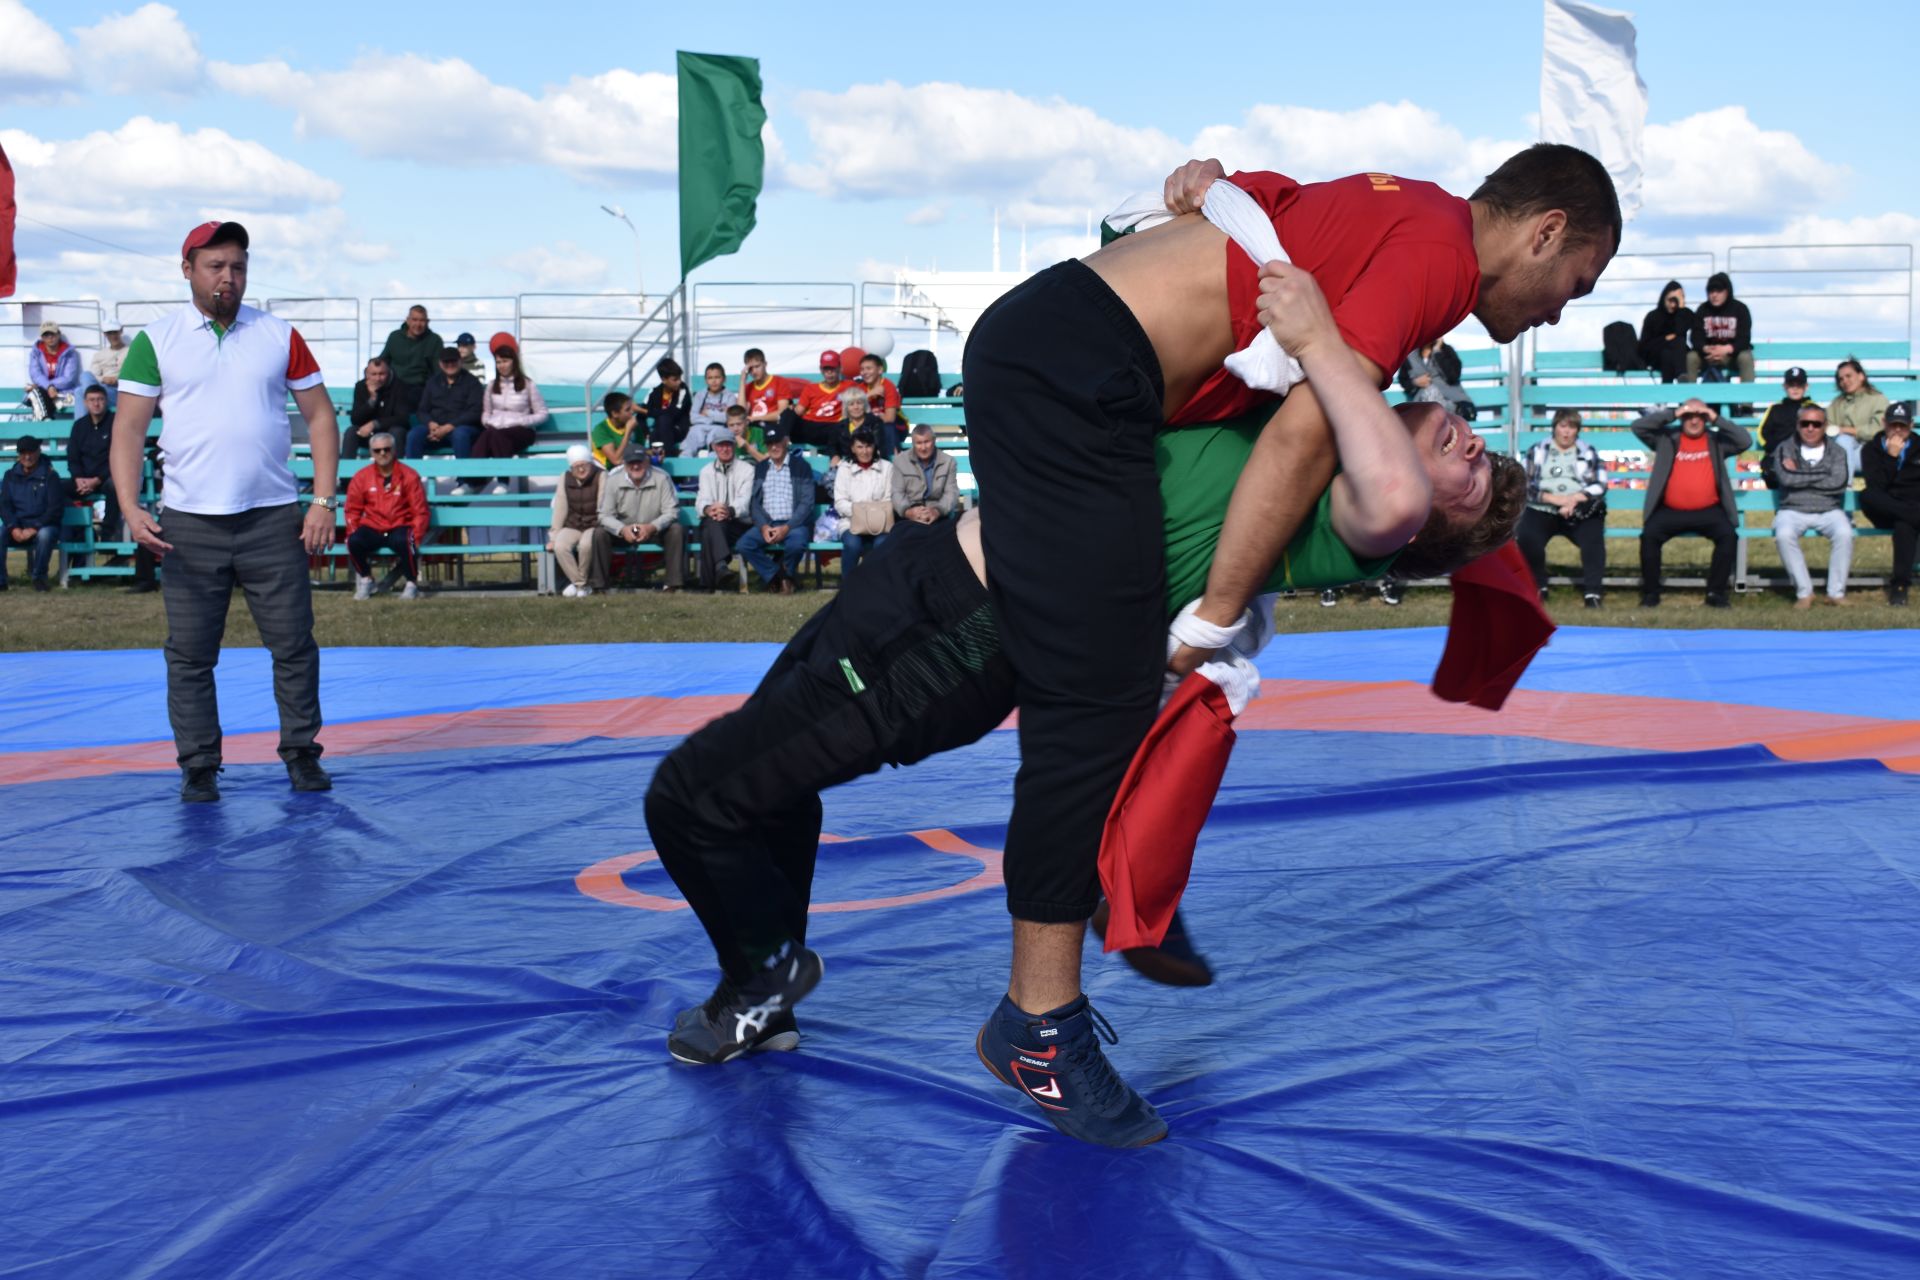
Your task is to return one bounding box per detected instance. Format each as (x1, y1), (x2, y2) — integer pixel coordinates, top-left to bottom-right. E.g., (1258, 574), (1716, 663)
(205, 289), (240, 322)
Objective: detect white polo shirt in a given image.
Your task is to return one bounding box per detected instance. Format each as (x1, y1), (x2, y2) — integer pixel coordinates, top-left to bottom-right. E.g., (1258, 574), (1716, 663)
(118, 302), (325, 515)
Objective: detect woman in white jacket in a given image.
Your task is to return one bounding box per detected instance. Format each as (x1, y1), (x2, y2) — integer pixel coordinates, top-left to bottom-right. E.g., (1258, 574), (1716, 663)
(833, 423), (894, 574)
(468, 334), (549, 492)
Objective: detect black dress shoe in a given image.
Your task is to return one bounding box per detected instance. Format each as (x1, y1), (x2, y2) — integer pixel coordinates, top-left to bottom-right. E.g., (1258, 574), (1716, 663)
(1638, 592), (1660, 608)
(180, 765), (222, 803)
(1704, 592), (1731, 609)
(286, 752), (333, 792)
(1583, 594), (1602, 609)
(124, 580), (157, 594)
(1891, 585), (1910, 607)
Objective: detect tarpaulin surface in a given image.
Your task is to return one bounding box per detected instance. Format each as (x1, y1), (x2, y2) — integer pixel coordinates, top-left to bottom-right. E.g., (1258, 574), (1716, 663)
(3, 630), (1919, 1279)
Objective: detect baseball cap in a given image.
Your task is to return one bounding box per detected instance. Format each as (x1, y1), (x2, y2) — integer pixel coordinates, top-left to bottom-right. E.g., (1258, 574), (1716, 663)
(818, 349), (841, 368)
(456, 332), (477, 346)
(1886, 402), (1914, 426)
(37, 319), (59, 337)
(438, 345), (461, 363)
(764, 425), (789, 444)
(104, 323), (123, 335)
(1784, 366), (1808, 385)
(15, 435), (42, 454)
(181, 220), (249, 259)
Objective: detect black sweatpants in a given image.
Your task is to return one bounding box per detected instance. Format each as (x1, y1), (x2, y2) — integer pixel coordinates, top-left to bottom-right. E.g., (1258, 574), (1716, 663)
(1859, 490), (1920, 587)
(646, 519), (1015, 983)
(962, 260), (1166, 922)
(1640, 504), (1738, 596)
(1517, 506), (1607, 594)
(347, 526), (419, 582)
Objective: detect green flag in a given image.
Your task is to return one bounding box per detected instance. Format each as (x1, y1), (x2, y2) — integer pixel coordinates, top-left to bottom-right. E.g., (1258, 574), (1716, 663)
(677, 51), (766, 279)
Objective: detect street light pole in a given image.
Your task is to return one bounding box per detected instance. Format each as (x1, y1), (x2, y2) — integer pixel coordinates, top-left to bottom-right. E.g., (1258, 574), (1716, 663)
(600, 205), (645, 314)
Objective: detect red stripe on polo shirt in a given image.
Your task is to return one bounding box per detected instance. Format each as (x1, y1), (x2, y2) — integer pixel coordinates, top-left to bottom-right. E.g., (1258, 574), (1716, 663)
(287, 329), (320, 382)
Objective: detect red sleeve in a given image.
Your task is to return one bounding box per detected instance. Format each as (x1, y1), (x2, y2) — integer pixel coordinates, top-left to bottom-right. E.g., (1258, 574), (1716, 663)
(344, 467), (367, 536)
(405, 469), (430, 541)
(879, 380), (901, 413)
(1331, 242), (1480, 384)
(286, 329), (321, 381)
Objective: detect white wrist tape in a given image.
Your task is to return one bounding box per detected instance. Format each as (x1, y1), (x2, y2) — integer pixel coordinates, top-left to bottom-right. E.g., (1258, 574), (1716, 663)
(1168, 598), (1247, 652)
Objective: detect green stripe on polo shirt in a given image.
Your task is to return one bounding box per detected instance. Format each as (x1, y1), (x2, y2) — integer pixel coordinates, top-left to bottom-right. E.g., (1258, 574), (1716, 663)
(119, 330), (161, 388)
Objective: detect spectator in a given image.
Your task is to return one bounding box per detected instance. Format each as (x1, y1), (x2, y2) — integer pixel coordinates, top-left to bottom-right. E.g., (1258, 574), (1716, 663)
(468, 335), (548, 490)
(1859, 401), (1920, 606)
(1756, 366), (1815, 468)
(1827, 357), (1886, 476)
(1632, 397), (1751, 608)
(378, 305), (443, 411)
(694, 432), (755, 591)
(454, 332), (487, 379)
(736, 427), (815, 594)
(1687, 271), (1754, 383)
(835, 385), (879, 464)
(27, 319), (82, 417)
(833, 426), (895, 575)
(343, 357), (410, 460)
(344, 432), (429, 601)
(407, 345), (483, 467)
(1517, 409), (1609, 607)
(549, 444), (607, 598)
(65, 385), (119, 542)
(857, 353), (903, 456)
(793, 349), (850, 451)
(592, 392), (640, 470)
(1637, 280), (1692, 383)
(739, 347), (793, 428)
(90, 324), (128, 408)
(0, 435), (64, 591)
(644, 357), (692, 455)
(686, 362), (736, 453)
(1770, 402), (1854, 609)
(598, 448), (685, 592)
(893, 424), (958, 524)
(1397, 339), (1475, 420)
(726, 403), (767, 462)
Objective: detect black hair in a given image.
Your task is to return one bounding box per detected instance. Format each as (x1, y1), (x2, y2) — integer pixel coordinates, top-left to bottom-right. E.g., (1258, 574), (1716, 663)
(850, 426), (876, 449)
(705, 362), (726, 376)
(1469, 143), (1622, 255)
(724, 403), (747, 418)
(492, 346), (526, 395)
(743, 347), (766, 363)
(656, 357), (683, 379)
(603, 391), (633, 415)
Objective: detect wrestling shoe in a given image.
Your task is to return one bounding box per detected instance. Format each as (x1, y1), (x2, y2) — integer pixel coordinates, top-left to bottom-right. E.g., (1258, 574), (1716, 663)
(975, 993), (1167, 1147)
(667, 942), (821, 1064)
(1090, 900), (1215, 987)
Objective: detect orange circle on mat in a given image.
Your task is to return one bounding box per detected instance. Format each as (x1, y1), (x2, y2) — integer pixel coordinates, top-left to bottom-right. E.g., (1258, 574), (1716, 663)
(574, 828), (1004, 914)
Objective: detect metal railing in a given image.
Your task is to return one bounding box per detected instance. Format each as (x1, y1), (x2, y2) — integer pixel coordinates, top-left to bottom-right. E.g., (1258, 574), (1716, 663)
(5, 300), (105, 407)
(1725, 243), (1914, 351)
(367, 296), (517, 364)
(266, 297), (362, 382)
(582, 284), (690, 427)
(691, 282), (854, 374)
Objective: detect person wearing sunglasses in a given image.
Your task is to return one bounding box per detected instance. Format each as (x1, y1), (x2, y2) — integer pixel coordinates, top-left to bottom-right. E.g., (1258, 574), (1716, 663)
(1631, 396), (1751, 608)
(344, 431), (429, 601)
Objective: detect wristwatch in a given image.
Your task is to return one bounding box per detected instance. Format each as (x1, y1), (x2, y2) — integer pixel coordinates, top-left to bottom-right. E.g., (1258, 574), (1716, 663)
(310, 495), (339, 511)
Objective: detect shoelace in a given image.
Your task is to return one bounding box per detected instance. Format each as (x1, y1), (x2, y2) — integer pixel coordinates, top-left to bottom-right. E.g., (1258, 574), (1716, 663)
(1055, 1002), (1128, 1113)
(701, 976), (742, 1021)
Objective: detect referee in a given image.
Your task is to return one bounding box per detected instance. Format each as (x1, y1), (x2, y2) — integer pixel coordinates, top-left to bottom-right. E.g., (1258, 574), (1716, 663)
(111, 221), (342, 803)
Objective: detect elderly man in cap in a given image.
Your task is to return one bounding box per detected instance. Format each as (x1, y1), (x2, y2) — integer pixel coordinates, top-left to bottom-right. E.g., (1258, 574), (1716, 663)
(1, 435), (65, 591)
(27, 319), (83, 417)
(1860, 401), (1920, 606)
(110, 219), (341, 803)
(736, 426), (815, 593)
(90, 324), (128, 409)
(408, 344), (484, 463)
(694, 430), (755, 591)
(1770, 402), (1854, 608)
(598, 444), (685, 591)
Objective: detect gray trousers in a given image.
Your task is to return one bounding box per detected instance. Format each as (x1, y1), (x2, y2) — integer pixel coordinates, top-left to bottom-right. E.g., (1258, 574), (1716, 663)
(161, 503), (323, 769)
(1772, 508), (1855, 599)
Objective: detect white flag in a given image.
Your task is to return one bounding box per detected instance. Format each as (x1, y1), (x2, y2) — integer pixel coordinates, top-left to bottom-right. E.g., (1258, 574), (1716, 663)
(1540, 0), (1647, 220)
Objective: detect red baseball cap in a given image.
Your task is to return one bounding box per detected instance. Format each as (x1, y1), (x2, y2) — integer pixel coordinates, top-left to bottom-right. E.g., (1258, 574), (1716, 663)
(181, 220), (250, 260)
(818, 349), (841, 368)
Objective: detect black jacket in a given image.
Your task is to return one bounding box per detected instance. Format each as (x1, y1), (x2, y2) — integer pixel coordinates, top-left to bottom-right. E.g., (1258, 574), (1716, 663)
(66, 411), (114, 480)
(351, 378), (412, 437)
(0, 458), (65, 529)
(1638, 280), (1694, 367)
(416, 371), (484, 428)
(1861, 434), (1920, 503)
(1691, 296), (1753, 354)
(645, 384), (693, 454)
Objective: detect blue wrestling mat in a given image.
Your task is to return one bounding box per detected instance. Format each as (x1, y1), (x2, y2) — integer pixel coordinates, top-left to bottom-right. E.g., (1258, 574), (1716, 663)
(3, 631), (1919, 1278)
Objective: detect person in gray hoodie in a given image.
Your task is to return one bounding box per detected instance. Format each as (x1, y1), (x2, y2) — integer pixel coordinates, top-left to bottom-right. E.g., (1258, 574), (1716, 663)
(1770, 401), (1854, 606)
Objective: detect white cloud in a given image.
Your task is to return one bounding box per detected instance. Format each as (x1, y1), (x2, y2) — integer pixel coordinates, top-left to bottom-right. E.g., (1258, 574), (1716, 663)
(340, 241), (397, 265)
(502, 242), (611, 290)
(904, 203), (947, 227)
(72, 4), (202, 94)
(0, 0), (74, 98)
(1192, 101), (1528, 195)
(1642, 107), (1843, 226)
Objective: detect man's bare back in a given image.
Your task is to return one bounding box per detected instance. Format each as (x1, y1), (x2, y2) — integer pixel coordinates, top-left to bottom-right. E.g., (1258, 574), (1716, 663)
(1083, 215), (1234, 417)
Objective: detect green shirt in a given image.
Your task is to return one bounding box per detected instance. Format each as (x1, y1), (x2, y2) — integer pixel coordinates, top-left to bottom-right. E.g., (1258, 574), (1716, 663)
(591, 418), (631, 469)
(1158, 415), (1400, 614)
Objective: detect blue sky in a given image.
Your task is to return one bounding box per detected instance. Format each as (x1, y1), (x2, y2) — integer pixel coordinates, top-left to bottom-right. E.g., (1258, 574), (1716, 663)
(4, 0), (1915, 352)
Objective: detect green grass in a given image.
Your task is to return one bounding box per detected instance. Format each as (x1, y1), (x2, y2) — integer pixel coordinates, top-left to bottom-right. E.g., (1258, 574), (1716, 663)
(0, 527), (1904, 654)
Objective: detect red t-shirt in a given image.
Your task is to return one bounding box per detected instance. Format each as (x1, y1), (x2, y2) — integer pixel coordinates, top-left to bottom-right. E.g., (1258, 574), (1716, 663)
(1663, 435), (1720, 510)
(742, 375), (800, 419)
(1168, 170), (1481, 426)
(861, 376), (901, 417)
(797, 379), (850, 422)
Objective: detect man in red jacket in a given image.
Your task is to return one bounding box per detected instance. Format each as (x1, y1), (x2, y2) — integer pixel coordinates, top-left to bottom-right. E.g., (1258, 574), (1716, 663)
(345, 431), (429, 600)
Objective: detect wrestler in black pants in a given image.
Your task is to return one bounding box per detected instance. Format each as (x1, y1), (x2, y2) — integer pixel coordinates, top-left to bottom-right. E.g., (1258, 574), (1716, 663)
(1639, 504), (1738, 597)
(1516, 505), (1607, 595)
(646, 519), (1015, 983)
(962, 260), (1167, 922)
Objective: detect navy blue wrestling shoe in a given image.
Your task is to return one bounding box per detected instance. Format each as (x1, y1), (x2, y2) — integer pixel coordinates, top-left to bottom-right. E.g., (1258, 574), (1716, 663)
(1090, 901), (1215, 987)
(975, 993), (1167, 1147)
(667, 943), (820, 1064)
